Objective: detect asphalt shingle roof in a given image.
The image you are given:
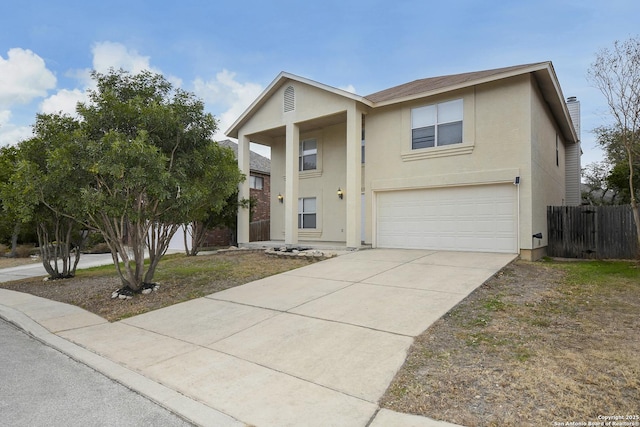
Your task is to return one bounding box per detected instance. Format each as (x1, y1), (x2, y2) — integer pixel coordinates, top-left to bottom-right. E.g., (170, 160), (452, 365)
(364, 63), (546, 104)
(218, 139), (271, 174)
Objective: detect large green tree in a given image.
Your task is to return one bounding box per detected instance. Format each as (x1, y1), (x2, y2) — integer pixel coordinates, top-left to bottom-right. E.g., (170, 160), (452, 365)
(0, 145), (21, 256)
(2, 114), (88, 277)
(588, 37), (640, 253)
(70, 69), (242, 291)
(583, 126), (640, 205)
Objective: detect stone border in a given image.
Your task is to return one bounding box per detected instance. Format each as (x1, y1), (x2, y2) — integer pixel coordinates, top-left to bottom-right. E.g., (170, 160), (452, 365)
(264, 247), (337, 259)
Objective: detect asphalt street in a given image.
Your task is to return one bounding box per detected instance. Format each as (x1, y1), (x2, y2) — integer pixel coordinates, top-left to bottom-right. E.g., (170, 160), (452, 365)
(0, 318), (193, 427)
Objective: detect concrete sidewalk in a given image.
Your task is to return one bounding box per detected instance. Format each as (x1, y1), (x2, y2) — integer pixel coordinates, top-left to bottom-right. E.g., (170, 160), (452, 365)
(0, 253), (115, 283)
(0, 249), (516, 426)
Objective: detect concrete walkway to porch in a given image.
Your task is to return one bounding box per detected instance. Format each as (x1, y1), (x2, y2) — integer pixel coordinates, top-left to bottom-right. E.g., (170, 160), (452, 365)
(0, 249), (516, 426)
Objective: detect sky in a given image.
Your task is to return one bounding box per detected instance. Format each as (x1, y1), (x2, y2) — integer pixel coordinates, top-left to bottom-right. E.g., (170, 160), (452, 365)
(1, 1), (639, 167)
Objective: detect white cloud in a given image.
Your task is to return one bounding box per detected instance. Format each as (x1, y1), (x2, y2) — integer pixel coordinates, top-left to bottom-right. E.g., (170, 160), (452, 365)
(92, 41), (157, 75)
(40, 88), (87, 115)
(39, 41), (186, 118)
(0, 110), (10, 124)
(339, 84), (357, 94)
(193, 69), (263, 141)
(0, 110), (32, 146)
(90, 41), (182, 87)
(0, 48), (56, 107)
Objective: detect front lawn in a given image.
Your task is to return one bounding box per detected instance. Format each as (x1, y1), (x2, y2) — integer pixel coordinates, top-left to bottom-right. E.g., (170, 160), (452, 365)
(380, 259), (640, 426)
(0, 251), (318, 322)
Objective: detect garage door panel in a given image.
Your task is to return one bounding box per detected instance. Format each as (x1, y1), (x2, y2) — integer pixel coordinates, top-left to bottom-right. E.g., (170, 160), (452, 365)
(376, 185), (517, 253)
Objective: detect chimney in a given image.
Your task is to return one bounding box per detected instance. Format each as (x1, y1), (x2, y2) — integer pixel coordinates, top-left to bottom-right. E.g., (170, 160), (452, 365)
(564, 96), (582, 206)
(566, 96), (580, 140)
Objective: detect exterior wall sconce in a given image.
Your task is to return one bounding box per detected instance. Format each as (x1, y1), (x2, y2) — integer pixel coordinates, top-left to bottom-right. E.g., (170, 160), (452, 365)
(277, 193), (284, 203)
(337, 188), (344, 200)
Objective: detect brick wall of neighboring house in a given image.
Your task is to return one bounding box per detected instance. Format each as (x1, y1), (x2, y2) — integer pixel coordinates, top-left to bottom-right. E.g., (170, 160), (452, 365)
(202, 172), (271, 247)
(250, 171), (270, 221)
(202, 227), (235, 248)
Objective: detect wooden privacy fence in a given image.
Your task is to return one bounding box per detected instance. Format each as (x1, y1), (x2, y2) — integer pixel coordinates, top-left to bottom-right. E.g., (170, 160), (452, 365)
(547, 205), (638, 259)
(249, 219), (270, 242)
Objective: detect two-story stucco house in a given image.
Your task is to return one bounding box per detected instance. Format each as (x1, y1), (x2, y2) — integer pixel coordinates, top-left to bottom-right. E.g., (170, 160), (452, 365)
(227, 62), (581, 260)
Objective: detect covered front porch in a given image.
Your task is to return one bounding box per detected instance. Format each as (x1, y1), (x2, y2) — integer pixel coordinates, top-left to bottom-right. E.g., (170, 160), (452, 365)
(227, 73), (371, 250)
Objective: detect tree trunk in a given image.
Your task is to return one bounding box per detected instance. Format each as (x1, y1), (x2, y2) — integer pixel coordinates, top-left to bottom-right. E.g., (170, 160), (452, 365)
(624, 144), (640, 258)
(185, 221), (207, 256)
(632, 202), (640, 258)
(144, 222), (179, 284)
(37, 217), (81, 279)
(8, 223), (20, 258)
(183, 224), (192, 256)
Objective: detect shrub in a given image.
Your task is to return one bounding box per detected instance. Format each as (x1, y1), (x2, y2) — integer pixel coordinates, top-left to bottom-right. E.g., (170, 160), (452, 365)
(85, 231), (106, 248)
(14, 244), (35, 258)
(87, 242), (111, 254)
(0, 243), (7, 256)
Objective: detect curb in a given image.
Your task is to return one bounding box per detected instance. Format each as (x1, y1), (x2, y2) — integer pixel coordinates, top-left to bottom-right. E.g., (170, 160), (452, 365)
(0, 304), (243, 427)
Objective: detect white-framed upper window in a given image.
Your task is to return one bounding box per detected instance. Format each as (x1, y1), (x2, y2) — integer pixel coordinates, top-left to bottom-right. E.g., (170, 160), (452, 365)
(411, 99), (463, 149)
(298, 197), (316, 229)
(249, 175), (263, 190)
(299, 139), (317, 171)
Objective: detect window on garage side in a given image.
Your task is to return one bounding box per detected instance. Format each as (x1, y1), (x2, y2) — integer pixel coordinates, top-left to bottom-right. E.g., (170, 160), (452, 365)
(411, 99), (463, 149)
(249, 175), (263, 190)
(298, 197), (316, 229)
(299, 139), (317, 171)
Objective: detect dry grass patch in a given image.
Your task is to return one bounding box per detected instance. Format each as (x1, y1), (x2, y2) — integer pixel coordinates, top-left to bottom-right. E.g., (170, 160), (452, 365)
(380, 260), (640, 427)
(1, 251), (318, 322)
(0, 256), (39, 269)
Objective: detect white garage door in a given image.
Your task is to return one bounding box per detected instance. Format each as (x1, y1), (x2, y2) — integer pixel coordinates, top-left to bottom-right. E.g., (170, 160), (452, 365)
(376, 184), (517, 253)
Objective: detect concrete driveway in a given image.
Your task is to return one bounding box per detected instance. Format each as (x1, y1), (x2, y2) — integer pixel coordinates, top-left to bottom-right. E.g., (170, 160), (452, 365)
(1, 249), (516, 427)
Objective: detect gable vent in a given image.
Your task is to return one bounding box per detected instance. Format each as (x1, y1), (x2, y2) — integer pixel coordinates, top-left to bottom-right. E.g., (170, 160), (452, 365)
(284, 85), (295, 112)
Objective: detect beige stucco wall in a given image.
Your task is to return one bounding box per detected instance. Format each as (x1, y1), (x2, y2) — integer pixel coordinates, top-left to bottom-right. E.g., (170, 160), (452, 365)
(364, 75), (535, 250)
(237, 73), (570, 258)
(240, 81), (355, 140)
(270, 123), (349, 242)
(528, 77), (568, 255)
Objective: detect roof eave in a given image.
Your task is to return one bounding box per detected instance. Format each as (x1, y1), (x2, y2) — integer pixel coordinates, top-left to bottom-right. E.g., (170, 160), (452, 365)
(532, 64), (578, 143)
(369, 61), (577, 144)
(226, 72), (373, 138)
(370, 62), (552, 107)
(226, 71), (287, 139)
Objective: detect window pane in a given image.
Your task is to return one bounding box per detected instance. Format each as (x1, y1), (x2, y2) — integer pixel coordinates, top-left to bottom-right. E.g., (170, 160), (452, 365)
(411, 105), (435, 129)
(303, 213), (316, 228)
(301, 139), (317, 153)
(251, 176), (263, 189)
(303, 197), (316, 212)
(298, 197), (317, 229)
(299, 140), (317, 171)
(437, 121), (463, 145)
(302, 154), (316, 170)
(438, 99), (463, 123)
(412, 126), (435, 149)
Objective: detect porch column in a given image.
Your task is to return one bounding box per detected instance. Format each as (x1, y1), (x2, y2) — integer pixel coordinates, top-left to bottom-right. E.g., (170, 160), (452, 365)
(284, 122), (300, 245)
(237, 133), (251, 245)
(345, 105), (362, 248)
